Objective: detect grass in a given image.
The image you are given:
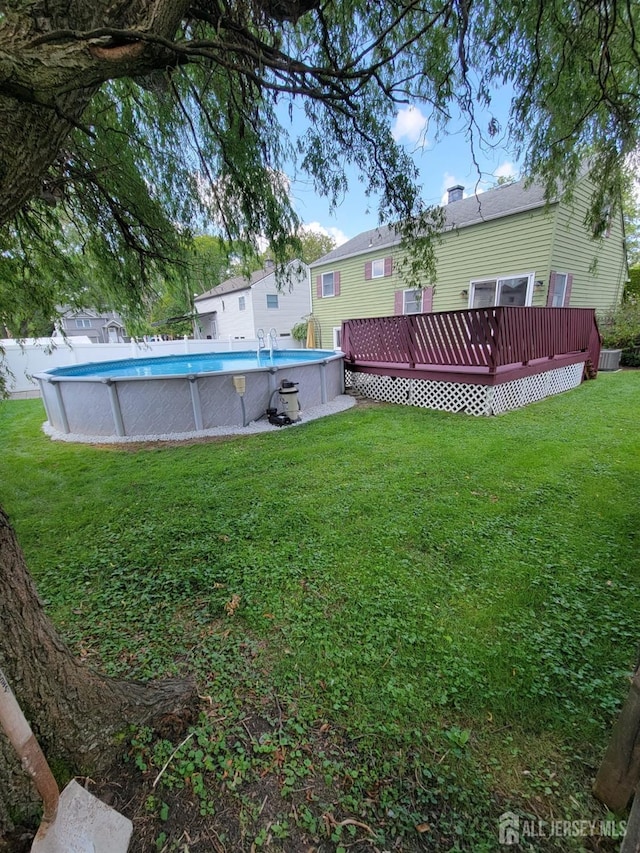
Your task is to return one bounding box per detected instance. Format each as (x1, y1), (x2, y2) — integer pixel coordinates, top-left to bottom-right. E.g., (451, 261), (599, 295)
(1, 371), (639, 850)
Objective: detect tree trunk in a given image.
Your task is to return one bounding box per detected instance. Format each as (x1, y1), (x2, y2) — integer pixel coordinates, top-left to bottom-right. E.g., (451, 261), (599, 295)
(0, 506), (197, 835)
(594, 668), (640, 813)
(0, 0), (190, 224)
(0, 92), (94, 226)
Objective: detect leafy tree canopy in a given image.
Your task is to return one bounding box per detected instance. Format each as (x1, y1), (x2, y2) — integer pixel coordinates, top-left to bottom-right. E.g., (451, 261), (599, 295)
(622, 177), (640, 269)
(0, 0), (639, 315)
(260, 229), (336, 266)
(292, 230), (337, 265)
(627, 266), (640, 302)
(142, 235), (254, 338)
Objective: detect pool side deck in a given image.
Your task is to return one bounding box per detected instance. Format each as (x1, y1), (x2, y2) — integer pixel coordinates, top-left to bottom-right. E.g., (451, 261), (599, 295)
(342, 307), (601, 415)
(343, 350), (589, 386)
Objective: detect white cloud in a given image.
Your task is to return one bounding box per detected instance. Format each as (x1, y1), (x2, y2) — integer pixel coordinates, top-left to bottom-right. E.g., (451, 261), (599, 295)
(303, 221), (350, 246)
(494, 161), (517, 180)
(392, 106), (429, 146)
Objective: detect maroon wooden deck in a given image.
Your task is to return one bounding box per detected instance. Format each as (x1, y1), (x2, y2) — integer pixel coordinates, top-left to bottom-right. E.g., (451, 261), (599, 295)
(342, 307), (601, 386)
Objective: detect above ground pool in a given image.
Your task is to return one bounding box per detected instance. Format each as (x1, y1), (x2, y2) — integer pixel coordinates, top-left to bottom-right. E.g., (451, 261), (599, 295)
(36, 349), (344, 441)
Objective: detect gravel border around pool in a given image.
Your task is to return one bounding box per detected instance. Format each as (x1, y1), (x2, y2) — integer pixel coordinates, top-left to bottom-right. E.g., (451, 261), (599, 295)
(42, 394), (356, 444)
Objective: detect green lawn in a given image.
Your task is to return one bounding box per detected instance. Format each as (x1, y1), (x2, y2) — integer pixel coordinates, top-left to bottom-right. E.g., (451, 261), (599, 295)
(1, 372), (639, 850)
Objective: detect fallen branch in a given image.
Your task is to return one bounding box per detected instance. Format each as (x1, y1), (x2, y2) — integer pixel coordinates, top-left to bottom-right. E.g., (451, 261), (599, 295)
(323, 812), (375, 836)
(152, 730), (194, 788)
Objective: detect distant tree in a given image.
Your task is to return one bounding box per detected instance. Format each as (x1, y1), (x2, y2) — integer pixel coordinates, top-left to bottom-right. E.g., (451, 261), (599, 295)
(144, 271), (196, 338)
(622, 178), (640, 270)
(626, 267), (640, 303)
(259, 229), (335, 267)
(142, 236), (246, 337)
(495, 174), (517, 187)
(2, 0), (640, 833)
(279, 230), (336, 265)
(188, 236), (238, 297)
(627, 232), (640, 272)
(298, 231), (336, 264)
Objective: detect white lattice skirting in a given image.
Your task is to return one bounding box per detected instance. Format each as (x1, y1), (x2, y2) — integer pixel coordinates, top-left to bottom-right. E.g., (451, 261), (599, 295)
(345, 363), (584, 416)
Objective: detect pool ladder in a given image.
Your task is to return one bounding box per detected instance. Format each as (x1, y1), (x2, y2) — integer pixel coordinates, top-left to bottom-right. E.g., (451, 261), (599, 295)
(257, 329), (278, 359)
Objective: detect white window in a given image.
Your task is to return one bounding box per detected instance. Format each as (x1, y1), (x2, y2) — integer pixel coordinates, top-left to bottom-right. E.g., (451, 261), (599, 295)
(75, 318), (91, 328)
(238, 296), (246, 311)
(470, 273), (533, 308)
(371, 259), (385, 278)
(403, 289), (422, 315)
(266, 294), (279, 309)
(550, 273), (568, 307)
(333, 326), (342, 349)
(322, 272), (335, 297)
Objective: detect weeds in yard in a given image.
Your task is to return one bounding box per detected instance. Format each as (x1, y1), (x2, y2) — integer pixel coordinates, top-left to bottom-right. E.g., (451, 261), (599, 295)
(0, 371), (638, 849)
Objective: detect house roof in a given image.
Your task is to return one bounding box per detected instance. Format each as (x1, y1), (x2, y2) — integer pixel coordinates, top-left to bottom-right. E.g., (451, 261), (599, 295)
(58, 307), (126, 323)
(194, 267), (273, 302)
(59, 307), (101, 319)
(310, 178), (551, 267)
(194, 259), (308, 302)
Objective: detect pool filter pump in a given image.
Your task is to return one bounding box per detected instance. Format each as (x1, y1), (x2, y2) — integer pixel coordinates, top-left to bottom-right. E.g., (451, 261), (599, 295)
(267, 379), (300, 426)
(278, 380), (300, 422)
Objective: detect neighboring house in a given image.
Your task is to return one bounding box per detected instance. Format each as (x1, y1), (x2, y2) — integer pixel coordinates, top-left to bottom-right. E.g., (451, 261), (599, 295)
(194, 259), (311, 341)
(56, 308), (128, 343)
(310, 176), (627, 348)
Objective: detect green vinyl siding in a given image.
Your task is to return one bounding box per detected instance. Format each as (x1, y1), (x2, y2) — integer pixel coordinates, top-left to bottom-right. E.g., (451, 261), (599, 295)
(310, 176), (626, 347)
(312, 213), (555, 345)
(549, 179), (627, 310)
(431, 206), (555, 311)
(312, 251), (401, 348)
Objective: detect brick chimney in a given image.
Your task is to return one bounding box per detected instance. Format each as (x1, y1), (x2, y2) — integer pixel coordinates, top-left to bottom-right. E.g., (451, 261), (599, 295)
(447, 185), (464, 203)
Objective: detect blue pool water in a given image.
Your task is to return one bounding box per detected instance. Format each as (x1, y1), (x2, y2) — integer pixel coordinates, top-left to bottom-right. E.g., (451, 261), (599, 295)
(47, 349), (336, 379)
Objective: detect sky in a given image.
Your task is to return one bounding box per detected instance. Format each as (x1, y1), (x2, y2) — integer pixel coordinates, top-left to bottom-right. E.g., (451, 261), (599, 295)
(278, 89), (522, 247)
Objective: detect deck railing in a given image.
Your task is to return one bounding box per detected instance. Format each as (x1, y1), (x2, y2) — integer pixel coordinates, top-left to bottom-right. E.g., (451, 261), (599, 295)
(342, 307), (601, 375)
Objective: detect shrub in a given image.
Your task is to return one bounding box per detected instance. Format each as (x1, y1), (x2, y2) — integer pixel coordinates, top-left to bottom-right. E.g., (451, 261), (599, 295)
(290, 320), (308, 343)
(598, 301), (640, 366)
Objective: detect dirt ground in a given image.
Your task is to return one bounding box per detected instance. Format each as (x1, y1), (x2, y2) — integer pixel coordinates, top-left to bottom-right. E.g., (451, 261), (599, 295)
(1, 703), (398, 853)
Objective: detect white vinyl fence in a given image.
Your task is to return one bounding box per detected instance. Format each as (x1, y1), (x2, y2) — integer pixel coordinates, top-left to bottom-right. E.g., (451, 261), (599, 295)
(2, 336), (302, 398)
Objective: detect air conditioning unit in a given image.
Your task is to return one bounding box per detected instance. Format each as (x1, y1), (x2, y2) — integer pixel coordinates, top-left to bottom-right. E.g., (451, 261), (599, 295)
(598, 349), (622, 371)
